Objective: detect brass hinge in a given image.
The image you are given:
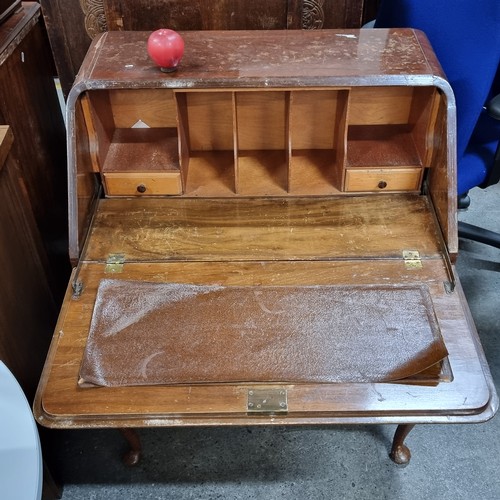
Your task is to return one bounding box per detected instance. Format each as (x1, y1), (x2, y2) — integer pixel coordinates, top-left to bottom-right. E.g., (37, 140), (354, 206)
(402, 250), (422, 269)
(247, 388), (288, 414)
(105, 253), (125, 273)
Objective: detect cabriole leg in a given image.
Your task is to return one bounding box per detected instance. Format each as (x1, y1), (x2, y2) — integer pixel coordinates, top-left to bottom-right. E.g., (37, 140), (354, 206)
(390, 424), (415, 466)
(118, 428), (142, 466)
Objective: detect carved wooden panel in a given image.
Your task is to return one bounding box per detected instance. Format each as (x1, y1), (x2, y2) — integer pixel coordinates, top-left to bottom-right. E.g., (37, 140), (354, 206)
(302, 0), (325, 29)
(79, 0), (107, 37)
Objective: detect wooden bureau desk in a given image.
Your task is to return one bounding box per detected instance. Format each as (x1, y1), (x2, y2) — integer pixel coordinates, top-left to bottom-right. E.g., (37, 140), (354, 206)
(34, 29), (497, 466)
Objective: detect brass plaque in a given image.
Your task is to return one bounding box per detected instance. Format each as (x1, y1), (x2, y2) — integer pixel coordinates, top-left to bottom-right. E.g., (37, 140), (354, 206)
(247, 388), (288, 413)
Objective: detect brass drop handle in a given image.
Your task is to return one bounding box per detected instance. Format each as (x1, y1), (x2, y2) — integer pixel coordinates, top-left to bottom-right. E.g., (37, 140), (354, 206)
(136, 184), (147, 194)
(378, 180), (388, 189)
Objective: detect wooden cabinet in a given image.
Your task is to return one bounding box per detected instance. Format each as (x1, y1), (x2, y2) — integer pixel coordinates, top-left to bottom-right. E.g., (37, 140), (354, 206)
(34, 29), (496, 466)
(0, 3), (69, 299)
(0, 126), (56, 403)
(0, 8), (67, 495)
(0, 2), (67, 398)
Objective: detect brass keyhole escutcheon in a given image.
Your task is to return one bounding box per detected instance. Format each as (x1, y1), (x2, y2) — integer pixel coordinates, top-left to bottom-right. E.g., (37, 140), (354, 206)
(137, 184), (147, 193)
(378, 180), (388, 189)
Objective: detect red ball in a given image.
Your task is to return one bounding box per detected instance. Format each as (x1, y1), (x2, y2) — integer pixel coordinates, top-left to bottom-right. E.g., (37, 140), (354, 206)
(147, 29), (184, 72)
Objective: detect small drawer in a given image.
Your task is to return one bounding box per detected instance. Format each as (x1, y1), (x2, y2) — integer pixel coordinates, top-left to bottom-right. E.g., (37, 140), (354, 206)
(344, 168), (422, 192)
(104, 172), (182, 196)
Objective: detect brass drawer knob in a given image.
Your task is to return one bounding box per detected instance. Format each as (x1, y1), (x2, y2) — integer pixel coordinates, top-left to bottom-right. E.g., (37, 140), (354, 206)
(378, 180), (388, 189)
(136, 184), (147, 194)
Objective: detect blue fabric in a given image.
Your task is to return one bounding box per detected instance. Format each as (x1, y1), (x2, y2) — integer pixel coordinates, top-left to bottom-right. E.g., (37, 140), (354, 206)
(375, 0), (500, 194)
(459, 108), (500, 194)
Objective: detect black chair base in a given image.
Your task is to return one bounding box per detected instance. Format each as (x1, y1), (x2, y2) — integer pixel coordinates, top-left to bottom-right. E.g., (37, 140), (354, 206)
(458, 221), (500, 249)
(458, 193), (471, 210)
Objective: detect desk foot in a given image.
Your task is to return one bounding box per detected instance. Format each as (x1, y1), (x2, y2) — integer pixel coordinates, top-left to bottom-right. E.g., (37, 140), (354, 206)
(118, 428), (142, 466)
(389, 424), (415, 466)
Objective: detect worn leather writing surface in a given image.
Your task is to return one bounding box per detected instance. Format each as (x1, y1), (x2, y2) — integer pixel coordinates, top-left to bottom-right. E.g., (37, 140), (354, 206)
(79, 280), (448, 387)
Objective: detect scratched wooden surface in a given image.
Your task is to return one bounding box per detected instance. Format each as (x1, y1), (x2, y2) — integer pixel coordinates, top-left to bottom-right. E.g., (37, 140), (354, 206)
(35, 195), (492, 427)
(82, 195), (442, 262)
(33, 27), (494, 432)
(40, 0), (380, 97)
(67, 29), (455, 261)
(34, 260), (493, 428)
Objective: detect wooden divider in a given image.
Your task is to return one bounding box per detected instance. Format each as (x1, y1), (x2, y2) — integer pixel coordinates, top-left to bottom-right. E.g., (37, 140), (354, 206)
(81, 86), (439, 197)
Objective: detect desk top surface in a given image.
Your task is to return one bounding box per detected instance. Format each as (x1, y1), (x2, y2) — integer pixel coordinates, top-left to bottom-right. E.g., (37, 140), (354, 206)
(73, 28), (446, 91)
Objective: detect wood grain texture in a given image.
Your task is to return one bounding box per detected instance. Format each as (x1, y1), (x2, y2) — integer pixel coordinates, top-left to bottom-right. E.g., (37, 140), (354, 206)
(102, 0), (373, 32)
(108, 88), (178, 128)
(82, 195), (443, 262)
(289, 90), (342, 150)
(0, 3), (70, 298)
(344, 167), (422, 192)
(104, 171), (182, 195)
(0, 126), (57, 403)
(35, 195), (495, 428)
(102, 128), (180, 173)
(426, 90), (457, 257)
(40, 0), (91, 97)
(185, 91), (235, 151)
(72, 30), (444, 87)
(34, 261), (493, 427)
(104, 0), (288, 31)
(348, 87), (414, 126)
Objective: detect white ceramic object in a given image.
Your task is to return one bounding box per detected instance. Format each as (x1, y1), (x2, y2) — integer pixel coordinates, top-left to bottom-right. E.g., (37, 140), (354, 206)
(0, 361), (42, 500)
